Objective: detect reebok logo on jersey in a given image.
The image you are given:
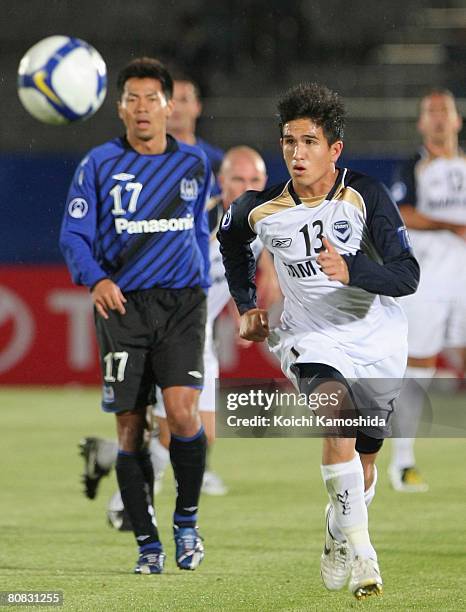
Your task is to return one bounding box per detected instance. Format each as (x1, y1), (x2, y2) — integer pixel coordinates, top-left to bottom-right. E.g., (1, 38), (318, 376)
(272, 237), (292, 248)
(112, 173), (136, 181)
(68, 198), (89, 219)
(114, 216), (194, 235)
(180, 178), (199, 201)
(332, 220), (352, 243)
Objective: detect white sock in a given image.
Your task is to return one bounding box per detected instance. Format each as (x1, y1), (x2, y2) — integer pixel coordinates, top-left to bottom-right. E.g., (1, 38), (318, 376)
(96, 439), (118, 471)
(149, 437), (170, 481)
(321, 454), (377, 560)
(364, 464), (377, 508)
(391, 366), (434, 470)
(328, 463), (378, 540)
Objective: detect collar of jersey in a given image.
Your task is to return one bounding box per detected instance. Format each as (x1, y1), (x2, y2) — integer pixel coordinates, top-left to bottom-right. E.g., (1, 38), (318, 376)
(287, 167), (346, 207)
(121, 133), (179, 155)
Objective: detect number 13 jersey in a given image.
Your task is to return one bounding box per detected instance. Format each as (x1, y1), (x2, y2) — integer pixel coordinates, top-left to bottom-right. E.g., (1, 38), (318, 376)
(218, 167), (420, 364)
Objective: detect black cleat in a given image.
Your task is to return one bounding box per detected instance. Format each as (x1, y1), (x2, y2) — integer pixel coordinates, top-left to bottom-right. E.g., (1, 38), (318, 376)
(78, 437), (110, 499)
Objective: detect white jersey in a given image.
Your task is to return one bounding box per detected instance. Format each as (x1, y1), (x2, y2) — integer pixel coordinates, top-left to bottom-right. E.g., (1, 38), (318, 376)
(392, 148), (466, 260)
(219, 169), (420, 365)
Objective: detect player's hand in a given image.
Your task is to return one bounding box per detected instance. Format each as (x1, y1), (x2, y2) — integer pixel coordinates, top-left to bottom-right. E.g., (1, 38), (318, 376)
(317, 237), (350, 284)
(239, 308), (270, 342)
(91, 279), (127, 319)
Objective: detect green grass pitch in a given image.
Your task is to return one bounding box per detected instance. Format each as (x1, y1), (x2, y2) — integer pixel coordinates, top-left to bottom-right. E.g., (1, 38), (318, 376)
(0, 387), (465, 611)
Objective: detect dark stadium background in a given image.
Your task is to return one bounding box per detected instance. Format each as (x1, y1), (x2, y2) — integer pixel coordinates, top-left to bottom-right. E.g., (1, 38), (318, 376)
(1, 0), (466, 384)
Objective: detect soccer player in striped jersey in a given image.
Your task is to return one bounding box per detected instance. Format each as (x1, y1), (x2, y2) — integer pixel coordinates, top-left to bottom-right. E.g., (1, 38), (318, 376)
(218, 83), (420, 599)
(389, 89), (466, 492)
(60, 57), (211, 575)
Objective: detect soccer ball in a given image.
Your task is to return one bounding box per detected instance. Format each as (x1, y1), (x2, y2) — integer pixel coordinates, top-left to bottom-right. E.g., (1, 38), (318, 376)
(17, 36), (107, 125)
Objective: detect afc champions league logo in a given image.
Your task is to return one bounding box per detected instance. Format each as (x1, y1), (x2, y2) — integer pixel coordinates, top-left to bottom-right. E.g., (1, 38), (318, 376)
(68, 198), (89, 219)
(332, 220), (352, 243)
(180, 178), (199, 202)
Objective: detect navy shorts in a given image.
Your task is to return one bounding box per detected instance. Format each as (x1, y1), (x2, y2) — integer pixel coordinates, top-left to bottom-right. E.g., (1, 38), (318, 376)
(95, 286), (207, 413)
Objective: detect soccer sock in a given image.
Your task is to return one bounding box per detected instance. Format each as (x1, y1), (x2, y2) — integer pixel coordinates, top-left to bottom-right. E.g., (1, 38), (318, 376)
(170, 427), (207, 527)
(328, 464), (378, 540)
(321, 454), (377, 560)
(364, 464), (377, 508)
(96, 439), (118, 471)
(391, 366), (435, 470)
(116, 451), (160, 547)
(149, 436), (170, 482)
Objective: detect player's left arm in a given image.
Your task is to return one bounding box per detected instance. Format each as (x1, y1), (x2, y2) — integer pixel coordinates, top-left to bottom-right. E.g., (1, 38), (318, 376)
(340, 181), (420, 297)
(194, 154), (212, 291)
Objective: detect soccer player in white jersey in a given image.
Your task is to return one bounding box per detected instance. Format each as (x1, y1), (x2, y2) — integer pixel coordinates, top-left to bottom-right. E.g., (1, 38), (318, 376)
(218, 83), (420, 600)
(389, 90), (466, 492)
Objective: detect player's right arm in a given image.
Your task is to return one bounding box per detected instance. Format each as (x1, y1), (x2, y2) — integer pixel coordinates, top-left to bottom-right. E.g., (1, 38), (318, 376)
(217, 192), (269, 341)
(392, 158), (466, 236)
(59, 154), (126, 318)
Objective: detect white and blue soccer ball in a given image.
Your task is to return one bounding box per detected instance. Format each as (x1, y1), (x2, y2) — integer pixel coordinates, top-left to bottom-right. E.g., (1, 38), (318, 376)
(17, 35), (107, 125)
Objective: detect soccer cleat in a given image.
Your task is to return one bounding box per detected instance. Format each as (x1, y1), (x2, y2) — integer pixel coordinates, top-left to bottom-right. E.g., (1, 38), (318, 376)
(79, 437), (110, 499)
(388, 465), (429, 493)
(173, 525), (205, 570)
(201, 470), (228, 496)
(134, 547), (166, 575)
(348, 557), (383, 600)
(320, 504), (352, 590)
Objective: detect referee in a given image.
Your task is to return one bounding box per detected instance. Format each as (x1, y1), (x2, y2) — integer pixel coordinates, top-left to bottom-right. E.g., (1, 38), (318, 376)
(60, 57), (210, 575)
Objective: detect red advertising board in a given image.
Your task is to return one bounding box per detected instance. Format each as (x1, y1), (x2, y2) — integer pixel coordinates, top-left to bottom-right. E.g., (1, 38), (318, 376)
(0, 266), (282, 385)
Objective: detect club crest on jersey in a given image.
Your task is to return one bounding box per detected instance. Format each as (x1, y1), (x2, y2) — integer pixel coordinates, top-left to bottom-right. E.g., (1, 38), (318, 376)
(103, 385), (115, 403)
(332, 220), (352, 243)
(221, 207), (232, 230)
(272, 237), (292, 248)
(180, 178), (199, 201)
(68, 198), (88, 219)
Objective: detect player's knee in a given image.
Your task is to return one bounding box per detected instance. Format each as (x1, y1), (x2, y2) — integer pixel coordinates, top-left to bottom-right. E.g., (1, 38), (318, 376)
(293, 362), (353, 412)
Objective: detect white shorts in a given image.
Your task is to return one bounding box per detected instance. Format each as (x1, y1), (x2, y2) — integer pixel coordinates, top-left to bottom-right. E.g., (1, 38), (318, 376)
(402, 235), (466, 357)
(154, 322), (218, 418)
(268, 327), (408, 438)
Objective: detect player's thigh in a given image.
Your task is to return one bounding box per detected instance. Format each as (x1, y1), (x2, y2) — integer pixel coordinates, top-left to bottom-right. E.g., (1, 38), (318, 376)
(269, 328), (356, 388)
(353, 351), (407, 440)
(94, 303), (154, 413)
(401, 293), (449, 358)
(152, 287), (207, 390)
(445, 293), (466, 350)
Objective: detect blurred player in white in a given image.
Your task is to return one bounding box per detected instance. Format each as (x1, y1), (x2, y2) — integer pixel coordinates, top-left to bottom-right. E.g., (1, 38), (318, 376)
(219, 83), (420, 599)
(389, 89), (466, 492)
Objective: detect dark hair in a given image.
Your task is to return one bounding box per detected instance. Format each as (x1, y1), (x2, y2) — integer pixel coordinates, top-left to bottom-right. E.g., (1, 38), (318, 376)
(117, 57), (173, 100)
(171, 73), (202, 101)
(277, 83), (345, 144)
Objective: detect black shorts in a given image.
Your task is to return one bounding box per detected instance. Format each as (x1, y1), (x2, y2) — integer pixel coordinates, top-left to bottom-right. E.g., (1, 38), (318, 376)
(95, 286), (207, 413)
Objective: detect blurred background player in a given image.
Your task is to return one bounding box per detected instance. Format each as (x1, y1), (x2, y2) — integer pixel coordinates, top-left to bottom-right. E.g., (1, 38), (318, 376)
(167, 75), (224, 194)
(62, 57), (211, 575)
(389, 89), (466, 492)
(80, 146), (279, 523)
(219, 83), (419, 599)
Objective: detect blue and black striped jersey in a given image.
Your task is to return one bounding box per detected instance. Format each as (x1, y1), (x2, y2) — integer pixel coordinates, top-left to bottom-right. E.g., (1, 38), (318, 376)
(60, 135), (211, 291)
